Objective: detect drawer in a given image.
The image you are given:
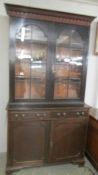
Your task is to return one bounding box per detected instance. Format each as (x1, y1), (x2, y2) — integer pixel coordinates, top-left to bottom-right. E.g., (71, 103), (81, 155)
(8, 111), (50, 121)
(51, 110), (88, 119)
(51, 111), (67, 118)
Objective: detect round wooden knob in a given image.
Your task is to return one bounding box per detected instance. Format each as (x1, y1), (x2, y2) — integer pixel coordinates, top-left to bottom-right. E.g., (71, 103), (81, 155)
(76, 112), (80, 116)
(22, 114), (25, 117)
(82, 112), (85, 115)
(57, 113), (61, 116)
(63, 112), (66, 116)
(14, 114), (18, 117)
(36, 113), (40, 117)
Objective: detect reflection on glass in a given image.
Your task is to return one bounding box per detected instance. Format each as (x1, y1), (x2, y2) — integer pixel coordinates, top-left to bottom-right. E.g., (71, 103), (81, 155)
(54, 79), (81, 99)
(16, 43), (47, 62)
(68, 80), (80, 98)
(57, 30), (70, 45)
(15, 80), (30, 99)
(71, 49), (83, 59)
(54, 79), (68, 99)
(56, 29), (83, 47)
(31, 64), (46, 78)
(15, 62), (30, 78)
(69, 50), (83, 78)
(16, 25), (47, 63)
(71, 29), (83, 47)
(16, 25), (47, 42)
(54, 64), (69, 78)
(16, 42), (32, 59)
(31, 44), (47, 63)
(31, 26), (47, 41)
(16, 26), (32, 41)
(69, 63), (82, 78)
(56, 47), (70, 63)
(31, 80), (45, 99)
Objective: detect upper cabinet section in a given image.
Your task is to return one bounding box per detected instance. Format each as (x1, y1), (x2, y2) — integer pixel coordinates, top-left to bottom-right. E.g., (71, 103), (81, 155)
(5, 4), (93, 106)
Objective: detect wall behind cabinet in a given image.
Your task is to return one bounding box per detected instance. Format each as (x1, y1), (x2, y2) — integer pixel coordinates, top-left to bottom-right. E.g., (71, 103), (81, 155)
(85, 19), (98, 112)
(0, 16), (9, 153)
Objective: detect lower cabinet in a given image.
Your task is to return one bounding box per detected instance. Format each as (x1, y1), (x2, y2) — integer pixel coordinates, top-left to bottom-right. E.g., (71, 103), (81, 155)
(49, 118), (88, 163)
(7, 107), (89, 174)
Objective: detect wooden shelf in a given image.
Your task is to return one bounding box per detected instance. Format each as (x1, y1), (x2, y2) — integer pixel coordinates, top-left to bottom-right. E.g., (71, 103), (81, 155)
(16, 38), (47, 45)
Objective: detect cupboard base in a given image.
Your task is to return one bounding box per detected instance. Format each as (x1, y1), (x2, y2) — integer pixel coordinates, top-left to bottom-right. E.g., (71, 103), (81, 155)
(6, 157), (85, 175)
(6, 106), (89, 175)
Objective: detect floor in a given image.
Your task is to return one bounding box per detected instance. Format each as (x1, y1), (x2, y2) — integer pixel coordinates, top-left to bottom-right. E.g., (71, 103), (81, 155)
(0, 153), (98, 175)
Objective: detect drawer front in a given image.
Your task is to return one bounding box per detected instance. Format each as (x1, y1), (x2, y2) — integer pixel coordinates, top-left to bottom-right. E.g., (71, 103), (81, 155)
(51, 110), (88, 119)
(8, 109), (88, 121)
(8, 111), (50, 121)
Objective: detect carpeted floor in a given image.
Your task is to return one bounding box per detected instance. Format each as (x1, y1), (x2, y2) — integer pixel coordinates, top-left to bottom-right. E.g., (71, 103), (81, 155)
(0, 153), (98, 175)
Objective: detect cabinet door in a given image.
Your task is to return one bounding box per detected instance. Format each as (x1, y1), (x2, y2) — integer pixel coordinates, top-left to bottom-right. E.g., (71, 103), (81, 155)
(49, 117), (88, 162)
(11, 120), (49, 166)
(11, 19), (51, 101)
(53, 24), (88, 101)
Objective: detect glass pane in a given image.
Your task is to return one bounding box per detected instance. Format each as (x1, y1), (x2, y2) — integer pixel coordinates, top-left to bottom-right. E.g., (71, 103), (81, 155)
(31, 64), (46, 78)
(16, 42), (32, 59)
(16, 36), (47, 62)
(56, 47), (70, 63)
(71, 30), (83, 47)
(16, 25), (47, 42)
(68, 80), (81, 98)
(15, 61), (30, 78)
(31, 25), (47, 41)
(15, 80), (30, 99)
(57, 30), (70, 45)
(16, 25), (47, 62)
(54, 79), (81, 99)
(54, 79), (68, 99)
(16, 26), (32, 41)
(69, 49), (83, 78)
(69, 63), (82, 78)
(31, 43), (47, 63)
(54, 64), (69, 78)
(71, 49), (83, 59)
(31, 80), (45, 99)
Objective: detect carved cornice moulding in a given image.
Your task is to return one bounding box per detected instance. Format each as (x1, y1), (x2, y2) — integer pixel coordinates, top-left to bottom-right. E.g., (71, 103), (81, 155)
(5, 4), (94, 26)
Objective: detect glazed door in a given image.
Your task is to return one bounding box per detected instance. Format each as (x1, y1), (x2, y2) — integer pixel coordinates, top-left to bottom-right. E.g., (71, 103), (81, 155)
(10, 18), (53, 101)
(10, 18), (88, 104)
(49, 117), (88, 162)
(52, 23), (88, 101)
(11, 120), (49, 166)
